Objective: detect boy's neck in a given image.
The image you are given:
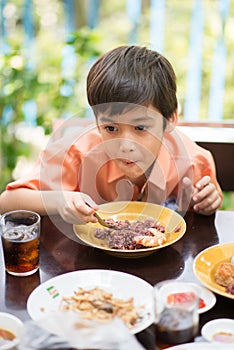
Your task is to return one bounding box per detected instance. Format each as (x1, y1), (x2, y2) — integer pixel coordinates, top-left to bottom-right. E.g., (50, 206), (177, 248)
(128, 161), (155, 190)
(130, 174), (147, 190)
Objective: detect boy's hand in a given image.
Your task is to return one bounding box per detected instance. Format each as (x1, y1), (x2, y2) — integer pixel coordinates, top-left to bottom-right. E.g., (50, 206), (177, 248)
(182, 176), (222, 215)
(56, 191), (99, 224)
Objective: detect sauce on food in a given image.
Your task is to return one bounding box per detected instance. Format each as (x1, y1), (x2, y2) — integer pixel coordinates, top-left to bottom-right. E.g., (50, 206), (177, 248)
(0, 328), (16, 346)
(167, 292), (206, 309)
(213, 331), (234, 343)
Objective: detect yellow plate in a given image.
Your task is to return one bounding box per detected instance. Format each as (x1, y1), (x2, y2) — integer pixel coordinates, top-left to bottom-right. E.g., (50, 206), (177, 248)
(73, 201), (186, 258)
(193, 242), (234, 300)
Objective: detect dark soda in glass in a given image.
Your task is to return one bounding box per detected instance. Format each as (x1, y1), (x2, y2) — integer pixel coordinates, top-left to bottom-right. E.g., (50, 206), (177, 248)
(0, 211), (40, 276)
(156, 307), (198, 345)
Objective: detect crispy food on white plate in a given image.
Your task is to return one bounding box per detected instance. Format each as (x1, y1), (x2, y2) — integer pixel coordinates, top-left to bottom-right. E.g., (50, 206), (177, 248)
(59, 286), (142, 329)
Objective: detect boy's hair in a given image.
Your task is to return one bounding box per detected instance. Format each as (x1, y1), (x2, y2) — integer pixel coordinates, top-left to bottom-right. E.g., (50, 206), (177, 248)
(87, 45), (177, 121)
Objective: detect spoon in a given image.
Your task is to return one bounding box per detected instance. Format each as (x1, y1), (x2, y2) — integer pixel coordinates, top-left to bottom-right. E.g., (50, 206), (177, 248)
(85, 202), (117, 229)
(93, 211), (116, 229)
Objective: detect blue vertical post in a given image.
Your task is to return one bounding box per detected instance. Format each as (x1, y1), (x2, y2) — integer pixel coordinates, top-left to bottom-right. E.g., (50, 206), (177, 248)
(85, 0), (100, 119)
(208, 0), (230, 121)
(126, 0), (141, 45)
(149, 0), (165, 53)
(184, 0), (204, 121)
(63, 0), (76, 77)
(1, 0), (12, 127)
(0, 0), (9, 54)
(88, 0), (100, 29)
(22, 0), (37, 126)
(64, 0), (75, 32)
(60, 0), (76, 119)
(23, 0), (34, 46)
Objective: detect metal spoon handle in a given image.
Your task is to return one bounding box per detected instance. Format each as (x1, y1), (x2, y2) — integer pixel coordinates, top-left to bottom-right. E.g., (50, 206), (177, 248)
(85, 201), (113, 228)
(93, 212), (111, 228)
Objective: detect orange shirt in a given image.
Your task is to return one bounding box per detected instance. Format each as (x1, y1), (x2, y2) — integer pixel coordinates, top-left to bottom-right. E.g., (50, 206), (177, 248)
(6, 124), (223, 206)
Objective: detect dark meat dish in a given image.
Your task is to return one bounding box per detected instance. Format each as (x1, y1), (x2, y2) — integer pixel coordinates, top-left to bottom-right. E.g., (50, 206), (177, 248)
(94, 219), (167, 250)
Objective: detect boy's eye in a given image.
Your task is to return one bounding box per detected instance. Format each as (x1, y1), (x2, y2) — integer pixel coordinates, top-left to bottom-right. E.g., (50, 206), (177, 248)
(135, 125), (147, 131)
(104, 125), (118, 132)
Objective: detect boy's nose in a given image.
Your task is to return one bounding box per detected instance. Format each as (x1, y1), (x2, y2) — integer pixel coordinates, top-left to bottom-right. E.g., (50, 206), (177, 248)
(119, 139), (136, 153)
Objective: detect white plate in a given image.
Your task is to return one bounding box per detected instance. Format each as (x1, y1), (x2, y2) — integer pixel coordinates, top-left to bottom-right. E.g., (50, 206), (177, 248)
(27, 269), (154, 334)
(187, 283), (216, 314)
(201, 318), (234, 343)
(167, 342), (234, 349)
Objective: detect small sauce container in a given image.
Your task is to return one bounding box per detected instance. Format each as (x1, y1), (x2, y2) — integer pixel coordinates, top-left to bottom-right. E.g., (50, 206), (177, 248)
(0, 312), (24, 349)
(201, 318), (234, 344)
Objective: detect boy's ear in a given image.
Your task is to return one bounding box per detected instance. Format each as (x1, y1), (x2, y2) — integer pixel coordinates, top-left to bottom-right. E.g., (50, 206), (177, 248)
(165, 110), (178, 132)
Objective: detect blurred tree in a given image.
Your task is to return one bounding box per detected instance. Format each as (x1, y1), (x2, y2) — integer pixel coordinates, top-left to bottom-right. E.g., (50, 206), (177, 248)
(0, 0), (233, 208)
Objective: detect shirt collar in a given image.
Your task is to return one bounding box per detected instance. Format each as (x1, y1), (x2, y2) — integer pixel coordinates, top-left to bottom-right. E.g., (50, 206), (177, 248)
(107, 160), (125, 183)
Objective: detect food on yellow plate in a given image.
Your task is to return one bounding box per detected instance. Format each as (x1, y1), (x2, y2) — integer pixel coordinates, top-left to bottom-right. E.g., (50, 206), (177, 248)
(94, 219), (167, 249)
(214, 262), (234, 287)
(226, 282), (234, 295)
(59, 287), (143, 329)
(134, 229), (167, 247)
(214, 261), (234, 295)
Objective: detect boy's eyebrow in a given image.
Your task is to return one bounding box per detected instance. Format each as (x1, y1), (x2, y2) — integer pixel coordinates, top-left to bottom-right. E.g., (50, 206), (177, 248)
(98, 116), (115, 123)
(98, 115), (155, 123)
(131, 116), (155, 123)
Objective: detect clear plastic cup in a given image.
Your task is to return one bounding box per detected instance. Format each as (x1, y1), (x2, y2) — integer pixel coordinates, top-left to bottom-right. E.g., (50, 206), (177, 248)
(154, 280), (199, 347)
(0, 210), (40, 276)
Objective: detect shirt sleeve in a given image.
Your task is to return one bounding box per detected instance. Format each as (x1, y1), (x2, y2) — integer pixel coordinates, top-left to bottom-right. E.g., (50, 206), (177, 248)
(193, 147), (223, 200)
(6, 137), (82, 192)
(165, 128), (223, 202)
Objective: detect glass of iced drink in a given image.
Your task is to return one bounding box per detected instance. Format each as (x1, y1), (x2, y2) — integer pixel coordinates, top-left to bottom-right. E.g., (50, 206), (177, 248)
(154, 280), (199, 348)
(0, 210), (40, 276)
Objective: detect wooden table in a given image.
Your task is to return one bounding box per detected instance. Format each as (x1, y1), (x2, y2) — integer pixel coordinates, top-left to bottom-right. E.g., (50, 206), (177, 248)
(0, 210), (234, 349)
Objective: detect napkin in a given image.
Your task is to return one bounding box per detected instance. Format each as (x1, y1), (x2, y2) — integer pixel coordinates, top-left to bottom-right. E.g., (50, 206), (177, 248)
(19, 311), (146, 350)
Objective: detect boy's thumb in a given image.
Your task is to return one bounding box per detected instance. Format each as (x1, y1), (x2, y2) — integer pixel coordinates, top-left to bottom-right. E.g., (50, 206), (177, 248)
(182, 177), (192, 188)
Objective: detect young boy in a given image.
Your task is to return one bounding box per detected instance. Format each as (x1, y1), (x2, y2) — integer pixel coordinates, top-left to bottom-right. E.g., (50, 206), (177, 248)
(0, 46), (223, 224)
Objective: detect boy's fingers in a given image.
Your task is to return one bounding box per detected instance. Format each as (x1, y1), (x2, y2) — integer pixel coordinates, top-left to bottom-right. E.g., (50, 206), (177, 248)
(178, 177), (194, 213)
(81, 193), (99, 210)
(195, 175), (211, 189)
(79, 193), (99, 223)
(182, 176), (192, 187)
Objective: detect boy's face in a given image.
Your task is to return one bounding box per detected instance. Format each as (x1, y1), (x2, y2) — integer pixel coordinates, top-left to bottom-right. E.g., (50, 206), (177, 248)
(97, 105), (165, 182)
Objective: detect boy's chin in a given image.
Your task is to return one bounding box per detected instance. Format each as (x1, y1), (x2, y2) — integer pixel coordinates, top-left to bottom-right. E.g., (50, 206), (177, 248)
(118, 166), (146, 180)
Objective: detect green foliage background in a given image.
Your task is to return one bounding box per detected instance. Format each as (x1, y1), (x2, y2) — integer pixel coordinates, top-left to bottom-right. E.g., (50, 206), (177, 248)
(0, 0), (233, 208)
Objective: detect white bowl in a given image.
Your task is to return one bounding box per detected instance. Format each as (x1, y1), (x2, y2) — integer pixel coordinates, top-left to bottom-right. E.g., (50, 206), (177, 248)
(0, 312), (24, 350)
(201, 318), (234, 343)
(186, 282), (216, 314)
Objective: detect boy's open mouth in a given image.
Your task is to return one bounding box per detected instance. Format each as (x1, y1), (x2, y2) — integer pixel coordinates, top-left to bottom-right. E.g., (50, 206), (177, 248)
(119, 159), (137, 166)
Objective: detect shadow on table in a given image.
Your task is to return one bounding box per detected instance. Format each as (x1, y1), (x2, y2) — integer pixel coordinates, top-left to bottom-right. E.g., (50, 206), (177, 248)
(40, 215), (185, 285)
(4, 270), (41, 309)
(173, 211), (219, 259)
